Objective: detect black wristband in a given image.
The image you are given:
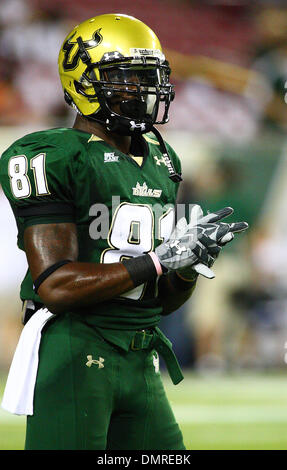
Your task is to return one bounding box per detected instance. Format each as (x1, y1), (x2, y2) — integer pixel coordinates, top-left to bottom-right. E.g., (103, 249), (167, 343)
(169, 271), (197, 291)
(122, 255), (157, 287)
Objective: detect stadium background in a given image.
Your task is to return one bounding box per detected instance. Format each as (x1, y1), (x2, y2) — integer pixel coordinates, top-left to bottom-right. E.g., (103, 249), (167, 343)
(0, 0), (287, 450)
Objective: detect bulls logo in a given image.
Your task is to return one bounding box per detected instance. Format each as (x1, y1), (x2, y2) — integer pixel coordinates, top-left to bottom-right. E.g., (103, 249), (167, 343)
(62, 29), (103, 70)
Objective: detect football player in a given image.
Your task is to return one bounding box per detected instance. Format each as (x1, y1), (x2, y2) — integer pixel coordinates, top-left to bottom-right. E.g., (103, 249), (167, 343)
(0, 14), (248, 449)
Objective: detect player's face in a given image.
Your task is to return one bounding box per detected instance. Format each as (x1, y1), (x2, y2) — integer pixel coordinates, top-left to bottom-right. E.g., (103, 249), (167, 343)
(102, 67), (161, 117)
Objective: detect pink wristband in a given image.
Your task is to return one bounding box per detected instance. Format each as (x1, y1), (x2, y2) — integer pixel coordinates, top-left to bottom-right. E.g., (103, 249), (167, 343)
(148, 252), (163, 276)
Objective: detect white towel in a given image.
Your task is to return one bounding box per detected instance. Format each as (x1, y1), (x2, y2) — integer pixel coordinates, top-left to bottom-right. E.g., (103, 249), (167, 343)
(1, 308), (54, 416)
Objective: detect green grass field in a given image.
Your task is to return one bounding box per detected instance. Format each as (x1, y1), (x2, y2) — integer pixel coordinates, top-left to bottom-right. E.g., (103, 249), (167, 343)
(1, 372), (287, 450)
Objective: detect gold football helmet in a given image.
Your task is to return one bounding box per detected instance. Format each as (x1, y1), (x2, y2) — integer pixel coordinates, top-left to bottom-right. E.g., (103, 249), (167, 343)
(58, 13), (174, 135)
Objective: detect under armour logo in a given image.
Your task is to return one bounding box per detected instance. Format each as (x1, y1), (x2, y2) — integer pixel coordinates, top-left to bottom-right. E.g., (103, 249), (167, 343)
(130, 121), (146, 131)
(86, 355), (105, 368)
(176, 245), (187, 255)
(169, 240), (187, 255)
(169, 240), (180, 249)
(154, 156), (167, 166)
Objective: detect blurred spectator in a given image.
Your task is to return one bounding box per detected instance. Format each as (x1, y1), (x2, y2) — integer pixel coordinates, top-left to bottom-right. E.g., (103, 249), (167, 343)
(245, 7), (287, 133)
(0, 60), (28, 125)
(0, 0), (71, 125)
(167, 77), (258, 141)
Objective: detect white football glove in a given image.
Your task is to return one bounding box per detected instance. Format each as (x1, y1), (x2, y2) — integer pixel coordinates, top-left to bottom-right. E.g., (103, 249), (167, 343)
(155, 205), (248, 279)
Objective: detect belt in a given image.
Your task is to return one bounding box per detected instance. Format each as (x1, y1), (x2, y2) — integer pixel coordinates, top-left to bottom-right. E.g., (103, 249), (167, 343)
(130, 327), (184, 385)
(130, 329), (154, 351)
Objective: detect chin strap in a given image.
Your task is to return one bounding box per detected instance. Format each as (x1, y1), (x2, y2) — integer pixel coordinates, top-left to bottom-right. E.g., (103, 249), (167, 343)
(151, 126), (182, 183)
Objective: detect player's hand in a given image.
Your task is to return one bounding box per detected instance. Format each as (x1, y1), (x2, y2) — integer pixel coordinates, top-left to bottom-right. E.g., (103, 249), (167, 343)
(155, 205), (248, 279)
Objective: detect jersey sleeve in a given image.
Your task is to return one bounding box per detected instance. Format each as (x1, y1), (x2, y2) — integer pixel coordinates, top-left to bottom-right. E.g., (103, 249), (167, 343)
(0, 134), (76, 229)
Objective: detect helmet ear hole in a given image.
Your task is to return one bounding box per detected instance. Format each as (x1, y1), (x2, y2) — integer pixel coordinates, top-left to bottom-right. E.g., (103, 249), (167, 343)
(74, 80), (85, 94)
(74, 80), (97, 101)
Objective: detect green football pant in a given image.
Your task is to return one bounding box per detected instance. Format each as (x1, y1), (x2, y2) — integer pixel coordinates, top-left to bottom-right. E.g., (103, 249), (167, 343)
(25, 314), (186, 450)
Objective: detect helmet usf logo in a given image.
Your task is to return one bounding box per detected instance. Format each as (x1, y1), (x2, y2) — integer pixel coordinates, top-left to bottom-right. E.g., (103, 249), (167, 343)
(62, 29), (103, 71)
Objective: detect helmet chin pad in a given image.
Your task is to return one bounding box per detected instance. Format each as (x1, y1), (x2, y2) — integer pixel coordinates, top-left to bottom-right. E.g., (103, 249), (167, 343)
(119, 99), (147, 120)
(87, 91), (154, 135)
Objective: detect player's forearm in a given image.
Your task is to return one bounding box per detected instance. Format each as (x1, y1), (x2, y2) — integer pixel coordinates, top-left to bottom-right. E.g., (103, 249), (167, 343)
(38, 261), (135, 314)
(158, 271), (197, 316)
(24, 223), (161, 314)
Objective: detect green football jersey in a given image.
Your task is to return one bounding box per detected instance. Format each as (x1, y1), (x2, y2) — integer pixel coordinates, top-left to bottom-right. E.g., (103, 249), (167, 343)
(0, 128), (181, 332)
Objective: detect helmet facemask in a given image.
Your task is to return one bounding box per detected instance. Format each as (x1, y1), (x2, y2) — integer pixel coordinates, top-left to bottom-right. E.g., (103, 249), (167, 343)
(74, 39), (174, 135)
